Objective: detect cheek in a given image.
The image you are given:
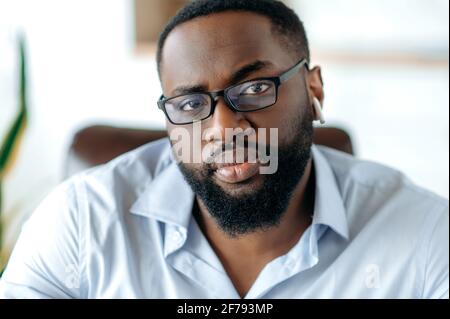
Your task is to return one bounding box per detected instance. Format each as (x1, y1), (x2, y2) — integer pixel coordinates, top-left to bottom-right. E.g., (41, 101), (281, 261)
(250, 88), (312, 147)
(249, 104), (303, 143)
(182, 162), (203, 172)
(181, 162), (211, 182)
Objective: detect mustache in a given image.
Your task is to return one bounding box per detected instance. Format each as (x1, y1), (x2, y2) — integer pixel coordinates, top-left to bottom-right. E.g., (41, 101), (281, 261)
(204, 140), (272, 169)
(206, 139), (255, 158)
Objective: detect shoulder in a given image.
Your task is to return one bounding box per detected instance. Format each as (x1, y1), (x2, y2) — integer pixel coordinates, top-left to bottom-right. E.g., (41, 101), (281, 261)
(21, 137), (173, 246)
(72, 138), (172, 211)
(316, 146), (448, 297)
(42, 138), (174, 249)
(316, 145), (448, 214)
(316, 146), (448, 298)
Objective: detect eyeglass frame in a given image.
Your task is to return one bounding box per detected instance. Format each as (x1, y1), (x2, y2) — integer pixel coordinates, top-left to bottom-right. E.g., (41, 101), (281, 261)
(157, 58), (309, 125)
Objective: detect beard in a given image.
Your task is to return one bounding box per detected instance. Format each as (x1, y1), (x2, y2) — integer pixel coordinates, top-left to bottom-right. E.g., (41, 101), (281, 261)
(176, 109), (314, 238)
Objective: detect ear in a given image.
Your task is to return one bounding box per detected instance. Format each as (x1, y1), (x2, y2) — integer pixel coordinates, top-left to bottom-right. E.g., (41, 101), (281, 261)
(307, 66), (325, 106)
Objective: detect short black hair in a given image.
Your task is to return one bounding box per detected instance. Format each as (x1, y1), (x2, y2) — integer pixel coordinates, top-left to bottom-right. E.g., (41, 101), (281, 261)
(157, 0), (310, 76)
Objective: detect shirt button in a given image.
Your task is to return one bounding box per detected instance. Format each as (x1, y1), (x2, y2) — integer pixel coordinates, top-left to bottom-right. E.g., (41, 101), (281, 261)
(171, 230), (184, 246)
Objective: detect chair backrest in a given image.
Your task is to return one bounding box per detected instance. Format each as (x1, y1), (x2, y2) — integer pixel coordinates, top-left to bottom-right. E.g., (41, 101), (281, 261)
(64, 125), (354, 178)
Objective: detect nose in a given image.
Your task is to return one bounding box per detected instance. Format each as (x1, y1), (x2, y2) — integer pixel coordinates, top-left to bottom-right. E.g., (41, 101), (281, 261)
(204, 98), (252, 144)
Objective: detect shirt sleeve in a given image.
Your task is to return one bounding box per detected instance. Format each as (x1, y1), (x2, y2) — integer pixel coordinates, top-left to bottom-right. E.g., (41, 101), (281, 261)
(422, 203), (449, 299)
(0, 178), (82, 299)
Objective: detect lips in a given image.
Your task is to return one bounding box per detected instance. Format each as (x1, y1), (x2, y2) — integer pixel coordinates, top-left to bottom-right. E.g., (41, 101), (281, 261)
(208, 145), (261, 184)
(214, 161), (261, 184)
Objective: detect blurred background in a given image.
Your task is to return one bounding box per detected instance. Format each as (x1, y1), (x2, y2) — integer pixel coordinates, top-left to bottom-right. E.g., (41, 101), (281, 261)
(0, 0), (448, 264)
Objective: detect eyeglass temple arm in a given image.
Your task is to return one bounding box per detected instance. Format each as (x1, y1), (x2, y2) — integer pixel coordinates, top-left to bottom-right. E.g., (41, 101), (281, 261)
(279, 59), (309, 84)
(157, 95), (165, 109)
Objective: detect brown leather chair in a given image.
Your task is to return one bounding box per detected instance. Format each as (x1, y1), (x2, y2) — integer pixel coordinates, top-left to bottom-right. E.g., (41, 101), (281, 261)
(64, 125), (354, 178)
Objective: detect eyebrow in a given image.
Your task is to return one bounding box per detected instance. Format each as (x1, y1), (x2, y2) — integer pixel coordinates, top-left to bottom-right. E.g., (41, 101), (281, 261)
(170, 60), (273, 97)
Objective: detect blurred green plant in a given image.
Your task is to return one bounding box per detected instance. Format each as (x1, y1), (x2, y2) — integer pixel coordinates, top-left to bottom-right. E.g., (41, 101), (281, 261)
(0, 36), (28, 270)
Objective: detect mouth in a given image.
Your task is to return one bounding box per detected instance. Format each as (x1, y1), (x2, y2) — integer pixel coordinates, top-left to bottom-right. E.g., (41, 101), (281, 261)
(207, 144), (263, 184)
(214, 161), (261, 184)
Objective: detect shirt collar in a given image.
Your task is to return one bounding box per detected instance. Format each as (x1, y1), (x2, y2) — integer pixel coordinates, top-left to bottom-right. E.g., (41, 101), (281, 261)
(130, 160), (194, 231)
(311, 145), (349, 240)
(130, 144), (349, 240)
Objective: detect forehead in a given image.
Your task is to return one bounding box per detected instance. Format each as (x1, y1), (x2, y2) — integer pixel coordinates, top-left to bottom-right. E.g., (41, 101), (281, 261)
(160, 11), (293, 92)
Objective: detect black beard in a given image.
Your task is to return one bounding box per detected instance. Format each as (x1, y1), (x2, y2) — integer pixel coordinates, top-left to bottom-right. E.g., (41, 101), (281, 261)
(177, 112), (314, 238)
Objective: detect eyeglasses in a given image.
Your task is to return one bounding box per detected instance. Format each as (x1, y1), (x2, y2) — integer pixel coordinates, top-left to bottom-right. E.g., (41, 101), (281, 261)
(157, 59), (308, 125)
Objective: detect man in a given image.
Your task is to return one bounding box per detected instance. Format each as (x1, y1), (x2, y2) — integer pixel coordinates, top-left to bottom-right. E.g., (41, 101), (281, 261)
(0, 0), (448, 299)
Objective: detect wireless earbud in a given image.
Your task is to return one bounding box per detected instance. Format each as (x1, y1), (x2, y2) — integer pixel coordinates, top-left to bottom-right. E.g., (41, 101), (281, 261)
(313, 97), (326, 125)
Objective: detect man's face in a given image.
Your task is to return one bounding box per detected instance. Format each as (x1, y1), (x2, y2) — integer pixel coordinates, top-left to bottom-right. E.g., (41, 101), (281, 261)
(160, 11), (318, 236)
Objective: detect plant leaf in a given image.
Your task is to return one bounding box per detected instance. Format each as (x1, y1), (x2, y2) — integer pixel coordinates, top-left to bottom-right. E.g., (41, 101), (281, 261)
(0, 36), (28, 179)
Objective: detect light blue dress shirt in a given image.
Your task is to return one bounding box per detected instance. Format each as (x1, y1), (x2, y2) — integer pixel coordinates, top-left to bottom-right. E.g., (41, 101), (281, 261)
(0, 140), (448, 299)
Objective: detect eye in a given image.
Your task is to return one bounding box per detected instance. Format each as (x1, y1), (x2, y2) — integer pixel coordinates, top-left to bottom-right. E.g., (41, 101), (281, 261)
(178, 96), (208, 111)
(240, 82), (271, 95)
